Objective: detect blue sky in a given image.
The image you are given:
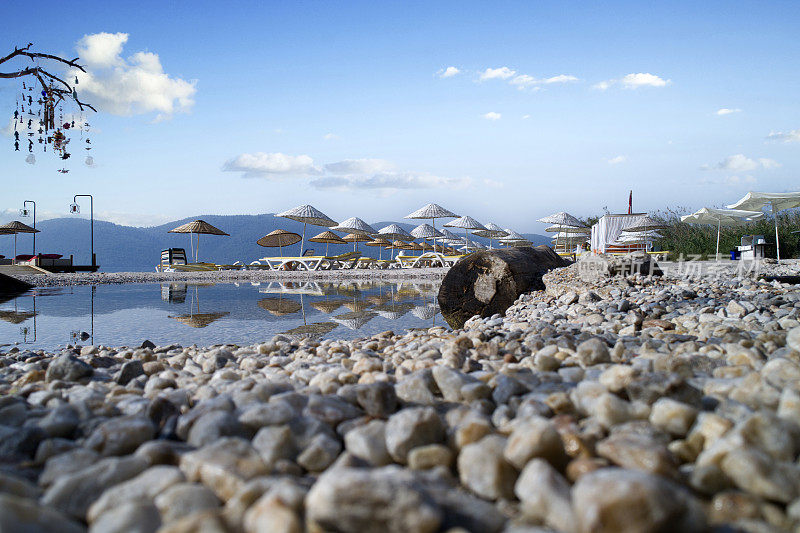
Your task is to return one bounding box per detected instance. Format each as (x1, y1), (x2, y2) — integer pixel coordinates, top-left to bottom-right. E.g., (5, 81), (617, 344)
(1, 0), (799, 233)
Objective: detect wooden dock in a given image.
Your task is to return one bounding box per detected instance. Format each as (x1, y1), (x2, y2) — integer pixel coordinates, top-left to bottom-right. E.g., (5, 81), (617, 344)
(0, 264), (51, 276)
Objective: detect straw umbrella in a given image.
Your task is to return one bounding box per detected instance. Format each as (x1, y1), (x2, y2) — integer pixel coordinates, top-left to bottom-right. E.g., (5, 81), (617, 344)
(257, 229), (301, 258)
(308, 230), (346, 256)
(332, 217), (377, 238)
(378, 224), (413, 259)
(473, 223), (508, 250)
(365, 238), (391, 260)
(405, 203), (458, 250)
(537, 212), (585, 253)
(276, 205), (337, 256)
(681, 207), (764, 260)
(168, 220), (229, 263)
(445, 215), (487, 247)
(342, 233), (372, 252)
(727, 191), (800, 262)
(410, 224), (444, 253)
(0, 221), (40, 260)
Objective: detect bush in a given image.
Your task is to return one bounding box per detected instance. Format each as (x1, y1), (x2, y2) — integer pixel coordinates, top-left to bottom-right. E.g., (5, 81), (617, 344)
(652, 207), (800, 260)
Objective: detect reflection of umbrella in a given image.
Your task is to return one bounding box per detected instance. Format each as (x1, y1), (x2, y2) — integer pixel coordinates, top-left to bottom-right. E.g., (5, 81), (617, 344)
(309, 299), (349, 313)
(0, 221), (39, 259)
(171, 312), (229, 328)
(375, 302), (414, 319)
(309, 231), (346, 256)
(258, 297), (303, 316)
(405, 203), (458, 250)
(168, 220), (229, 262)
(343, 298), (371, 312)
(412, 304), (439, 320)
(282, 322), (339, 339)
(257, 229), (302, 258)
(333, 311), (377, 330)
(727, 192), (800, 262)
(0, 310), (36, 324)
(276, 205), (337, 256)
(681, 207), (764, 260)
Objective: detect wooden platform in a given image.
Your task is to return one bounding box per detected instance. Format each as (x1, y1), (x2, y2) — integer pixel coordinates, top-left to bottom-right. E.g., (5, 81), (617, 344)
(0, 264), (51, 276)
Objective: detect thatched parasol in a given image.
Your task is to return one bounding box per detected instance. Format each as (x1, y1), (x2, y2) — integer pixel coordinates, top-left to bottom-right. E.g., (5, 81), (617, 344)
(405, 203), (458, 250)
(309, 231), (346, 256)
(168, 220), (229, 262)
(365, 238), (391, 260)
(257, 229), (302, 257)
(276, 205), (337, 255)
(0, 221), (39, 258)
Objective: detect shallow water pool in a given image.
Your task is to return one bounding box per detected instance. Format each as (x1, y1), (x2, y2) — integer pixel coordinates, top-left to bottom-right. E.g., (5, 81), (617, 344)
(0, 280), (445, 350)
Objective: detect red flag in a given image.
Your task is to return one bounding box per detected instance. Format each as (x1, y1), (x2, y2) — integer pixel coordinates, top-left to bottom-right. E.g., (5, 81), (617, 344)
(628, 190), (632, 214)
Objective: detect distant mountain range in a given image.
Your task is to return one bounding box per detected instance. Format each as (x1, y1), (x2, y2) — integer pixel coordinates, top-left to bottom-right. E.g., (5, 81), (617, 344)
(1, 214), (550, 270)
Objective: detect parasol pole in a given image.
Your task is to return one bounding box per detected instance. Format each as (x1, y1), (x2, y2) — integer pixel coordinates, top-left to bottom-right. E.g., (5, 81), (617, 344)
(301, 223), (307, 256)
(716, 218), (721, 261)
(774, 205), (780, 263)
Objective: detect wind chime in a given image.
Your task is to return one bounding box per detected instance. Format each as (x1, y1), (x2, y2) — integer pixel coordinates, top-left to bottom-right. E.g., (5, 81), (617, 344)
(12, 75), (94, 173)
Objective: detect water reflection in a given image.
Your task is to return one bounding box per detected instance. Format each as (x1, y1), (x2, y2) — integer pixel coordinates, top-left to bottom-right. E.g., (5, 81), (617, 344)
(0, 280), (443, 350)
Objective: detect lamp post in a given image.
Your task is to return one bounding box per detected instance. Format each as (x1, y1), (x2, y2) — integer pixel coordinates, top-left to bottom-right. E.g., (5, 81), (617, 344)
(70, 195), (94, 267)
(20, 200), (35, 255)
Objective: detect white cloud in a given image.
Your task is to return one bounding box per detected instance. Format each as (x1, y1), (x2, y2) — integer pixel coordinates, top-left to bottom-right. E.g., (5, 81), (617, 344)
(311, 172), (471, 191)
(71, 32), (196, 118)
(438, 66), (460, 78)
(607, 155), (627, 165)
(594, 72), (670, 90)
(544, 74), (579, 84)
(522, 114), (531, 119)
(725, 175), (757, 186)
(480, 67), (516, 81)
(483, 179), (504, 188)
(767, 129), (800, 143)
(716, 108), (741, 116)
(323, 133), (340, 141)
(222, 152), (320, 176)
(483, 112), (501, 121)
(702, 154), (780, 172)
(324, 159), (394, 174)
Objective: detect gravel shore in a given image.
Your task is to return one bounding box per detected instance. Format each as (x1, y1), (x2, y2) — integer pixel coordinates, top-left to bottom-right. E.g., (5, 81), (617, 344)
(1, 258), (799, 532)
(12, 267), (450, 288)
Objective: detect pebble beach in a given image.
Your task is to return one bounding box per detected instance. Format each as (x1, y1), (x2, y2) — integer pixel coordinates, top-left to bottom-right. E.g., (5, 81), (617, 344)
(1, 258), (800, 532)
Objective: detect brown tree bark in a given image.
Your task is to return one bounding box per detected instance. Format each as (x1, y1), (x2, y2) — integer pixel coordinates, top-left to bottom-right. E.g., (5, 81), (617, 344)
(437, 246), (569, 328)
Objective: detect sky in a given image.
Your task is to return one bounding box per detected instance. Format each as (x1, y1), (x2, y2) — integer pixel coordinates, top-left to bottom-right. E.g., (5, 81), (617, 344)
(1, 0), (799, 234)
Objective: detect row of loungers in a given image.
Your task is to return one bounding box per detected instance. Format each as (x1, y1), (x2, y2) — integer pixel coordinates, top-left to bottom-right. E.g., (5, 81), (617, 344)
(156, 249), (467, 272)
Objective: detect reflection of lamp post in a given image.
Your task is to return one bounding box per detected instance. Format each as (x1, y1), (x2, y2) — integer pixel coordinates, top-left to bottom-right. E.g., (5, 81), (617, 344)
(20, 200), (35, 255)
(70, 195), (94, 267)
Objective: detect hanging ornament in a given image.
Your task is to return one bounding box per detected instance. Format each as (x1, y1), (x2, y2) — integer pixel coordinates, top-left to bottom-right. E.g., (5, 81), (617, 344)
(85, 155), (94, 167)
(74, 76), (79, 85)
(14, 140), (19, 151)
(27, 139), (33, 152)
(58, 168), (69, 174)
(25, 153), (35, 165)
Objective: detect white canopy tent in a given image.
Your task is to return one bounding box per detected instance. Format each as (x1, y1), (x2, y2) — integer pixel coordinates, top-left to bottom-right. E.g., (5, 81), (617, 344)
(727, 191), (800, 262)
(680, 207), (764, 260)
(590, 213), (647, 253)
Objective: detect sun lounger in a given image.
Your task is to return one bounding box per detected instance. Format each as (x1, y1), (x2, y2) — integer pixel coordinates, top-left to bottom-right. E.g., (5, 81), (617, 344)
(255, 251), (362, 271)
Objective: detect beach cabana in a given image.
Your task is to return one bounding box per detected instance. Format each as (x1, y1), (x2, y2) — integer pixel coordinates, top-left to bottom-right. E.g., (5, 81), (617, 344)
(589, 213), (647, 254)
(168, 220), (229, 263)
(727, 191), (800, 261)
(276, 205), (337, 256)
(681, 207), (764, 260)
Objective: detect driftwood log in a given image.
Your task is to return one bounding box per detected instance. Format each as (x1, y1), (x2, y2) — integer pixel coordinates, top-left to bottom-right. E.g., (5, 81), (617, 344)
(438, 246), (569, 328)
(0, 272), (33, 296)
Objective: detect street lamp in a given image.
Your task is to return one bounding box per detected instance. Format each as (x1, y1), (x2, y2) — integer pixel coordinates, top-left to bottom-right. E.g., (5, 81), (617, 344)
(20, 200), (35, 255)
(70, 195), (94, 267)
